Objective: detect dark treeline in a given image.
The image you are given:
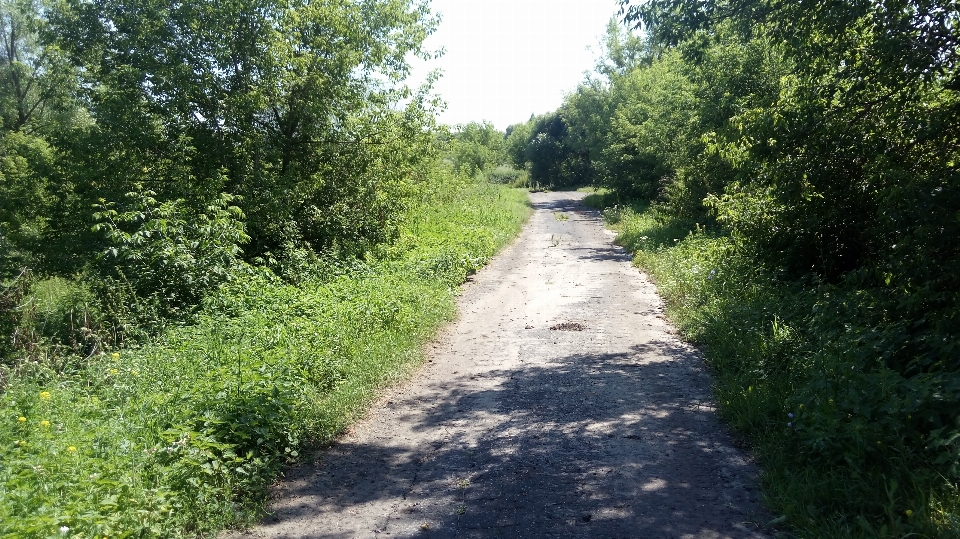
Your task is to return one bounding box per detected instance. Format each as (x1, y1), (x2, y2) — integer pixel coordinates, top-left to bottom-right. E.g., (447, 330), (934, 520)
(509, 0), (959, 535)
(0, 0), (440, 353)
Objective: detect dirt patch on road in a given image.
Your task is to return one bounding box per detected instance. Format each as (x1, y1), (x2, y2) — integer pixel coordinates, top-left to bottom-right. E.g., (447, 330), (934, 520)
(549, 322), (586, 331)
(226, 191), (771, 539)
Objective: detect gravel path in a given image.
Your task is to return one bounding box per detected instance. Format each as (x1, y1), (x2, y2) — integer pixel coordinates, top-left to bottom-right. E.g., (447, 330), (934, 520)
(226, 191), (770, 539)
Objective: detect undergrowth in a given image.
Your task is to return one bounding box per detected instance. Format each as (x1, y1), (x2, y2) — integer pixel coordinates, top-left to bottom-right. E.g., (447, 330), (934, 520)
(587, 199), (960, 539)
(0, 176), (531, 538)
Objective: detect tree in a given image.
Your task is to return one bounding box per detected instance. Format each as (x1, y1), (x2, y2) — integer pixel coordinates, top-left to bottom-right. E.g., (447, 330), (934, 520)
(0, 0), (77, 279)
(47, 0), (440, 261)
(524, 112), (591, 188)
(448, 121), (504, 175)
(0, 0), (74, 133)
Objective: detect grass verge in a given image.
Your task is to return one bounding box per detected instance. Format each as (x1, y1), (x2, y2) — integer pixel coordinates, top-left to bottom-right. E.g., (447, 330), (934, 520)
(591, 201), (959, 539)
(0, 177), (531, 538)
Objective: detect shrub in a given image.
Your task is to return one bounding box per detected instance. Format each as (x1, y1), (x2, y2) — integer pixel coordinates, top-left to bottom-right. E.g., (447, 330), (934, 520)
(486, 165), (522, 184)
(92, 188), (249, 333)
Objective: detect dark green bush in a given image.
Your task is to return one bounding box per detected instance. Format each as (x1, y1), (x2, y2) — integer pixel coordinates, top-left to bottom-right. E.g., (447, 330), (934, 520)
(486, 164), (522, 184)
(91, 188), (248, 331)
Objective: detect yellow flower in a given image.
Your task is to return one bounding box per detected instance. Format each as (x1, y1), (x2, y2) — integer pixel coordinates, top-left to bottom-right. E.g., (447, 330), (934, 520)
(109, 369), (118, 375)
(39, 391), (51, 400)
(17, 416), (26, 423)
(828, 399), (834, 404)
(67, 446), (77, 452)
(111, 352), (120, 359)
(905, 509), (914, 517)
(40, 420), (50, 428)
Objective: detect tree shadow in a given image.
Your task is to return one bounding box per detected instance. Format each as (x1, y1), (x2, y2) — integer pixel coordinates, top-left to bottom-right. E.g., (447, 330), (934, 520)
(257, 340), (769, 538)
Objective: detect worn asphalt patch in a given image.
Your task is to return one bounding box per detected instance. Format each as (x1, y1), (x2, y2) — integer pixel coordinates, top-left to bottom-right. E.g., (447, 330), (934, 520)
(225, 191), (771, 539)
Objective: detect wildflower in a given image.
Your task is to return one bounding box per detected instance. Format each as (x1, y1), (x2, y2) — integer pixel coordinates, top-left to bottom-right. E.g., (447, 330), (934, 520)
(59, 526), (70, 534)
(708, 269), (716, 280)
(109, 369), (118, 375)
(39, 391), (51, 400)
(68, 446), (77, 452)
(40, 420), (51, 428)
(828, 398), (834, 405)
(799, 403), (804, 409)
(111, 352), (120, 359)
(906, 509), (914, 517)
(787, 422), (793, 427)
(788, 413), (794, 419)
(18, 416), (26, 422)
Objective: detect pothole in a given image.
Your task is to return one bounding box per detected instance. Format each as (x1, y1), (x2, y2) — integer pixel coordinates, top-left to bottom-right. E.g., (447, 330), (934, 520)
(550, 322), (586, 331)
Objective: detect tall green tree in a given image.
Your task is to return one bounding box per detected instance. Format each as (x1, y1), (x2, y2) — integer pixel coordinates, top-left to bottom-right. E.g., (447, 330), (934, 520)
(0, 0), (77, 279)
(47, 0), (439, 263)
(617, 0), (960, 521)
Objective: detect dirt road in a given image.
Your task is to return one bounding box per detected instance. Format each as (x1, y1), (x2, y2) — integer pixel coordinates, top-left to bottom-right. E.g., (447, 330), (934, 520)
(228, 191), (769, 539)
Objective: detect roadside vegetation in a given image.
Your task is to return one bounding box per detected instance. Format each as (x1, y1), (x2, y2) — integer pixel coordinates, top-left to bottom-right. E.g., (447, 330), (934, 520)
(0, 175), (528, 538)
(0, 0), (530, 536)
(575, 1), (959, 537)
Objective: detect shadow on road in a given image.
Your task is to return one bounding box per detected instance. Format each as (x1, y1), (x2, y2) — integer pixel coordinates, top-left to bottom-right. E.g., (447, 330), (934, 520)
(268, 339), (765, 538)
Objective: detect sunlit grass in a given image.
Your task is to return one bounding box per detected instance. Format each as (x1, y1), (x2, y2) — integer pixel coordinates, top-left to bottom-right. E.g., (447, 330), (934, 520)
(0, 175), (531, 538)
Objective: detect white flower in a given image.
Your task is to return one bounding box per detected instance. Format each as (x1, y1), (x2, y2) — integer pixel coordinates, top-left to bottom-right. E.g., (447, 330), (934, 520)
(59, 526), (70, 534)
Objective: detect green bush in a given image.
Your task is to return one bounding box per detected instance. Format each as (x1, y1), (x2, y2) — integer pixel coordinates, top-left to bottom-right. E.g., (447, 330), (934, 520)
(486, 165), (522, 184)
(91, 188), (249, 334)
(609, 205), (959, 538)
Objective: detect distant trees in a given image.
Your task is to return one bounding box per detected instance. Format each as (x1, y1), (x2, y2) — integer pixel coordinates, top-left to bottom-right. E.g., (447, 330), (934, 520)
(448, 121), (504, 176)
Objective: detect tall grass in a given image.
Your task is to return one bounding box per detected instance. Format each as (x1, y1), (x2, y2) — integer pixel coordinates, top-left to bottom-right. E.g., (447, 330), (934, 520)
(588, 199), (960, 539)
(0, 175), (531, 538)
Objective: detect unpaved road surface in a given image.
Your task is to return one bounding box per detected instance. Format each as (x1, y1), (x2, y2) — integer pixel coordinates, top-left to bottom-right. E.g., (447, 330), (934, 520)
(228, 191), (770, 539)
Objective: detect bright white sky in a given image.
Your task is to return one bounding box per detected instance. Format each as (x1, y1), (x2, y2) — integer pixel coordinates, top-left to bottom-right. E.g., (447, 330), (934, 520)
(408, 0), (623, 130)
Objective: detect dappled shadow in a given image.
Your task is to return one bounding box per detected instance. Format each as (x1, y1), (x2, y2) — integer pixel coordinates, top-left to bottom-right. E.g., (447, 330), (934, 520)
(530, 196), (593, 215)
(259, 340), (767, 538)
(566, 245), (634, 264)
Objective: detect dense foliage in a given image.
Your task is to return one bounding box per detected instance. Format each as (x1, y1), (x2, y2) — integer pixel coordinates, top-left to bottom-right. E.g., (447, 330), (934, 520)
(444, 120), (527, 186)
(571, 1), (960, 536)
(1, 0), (441, 349)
